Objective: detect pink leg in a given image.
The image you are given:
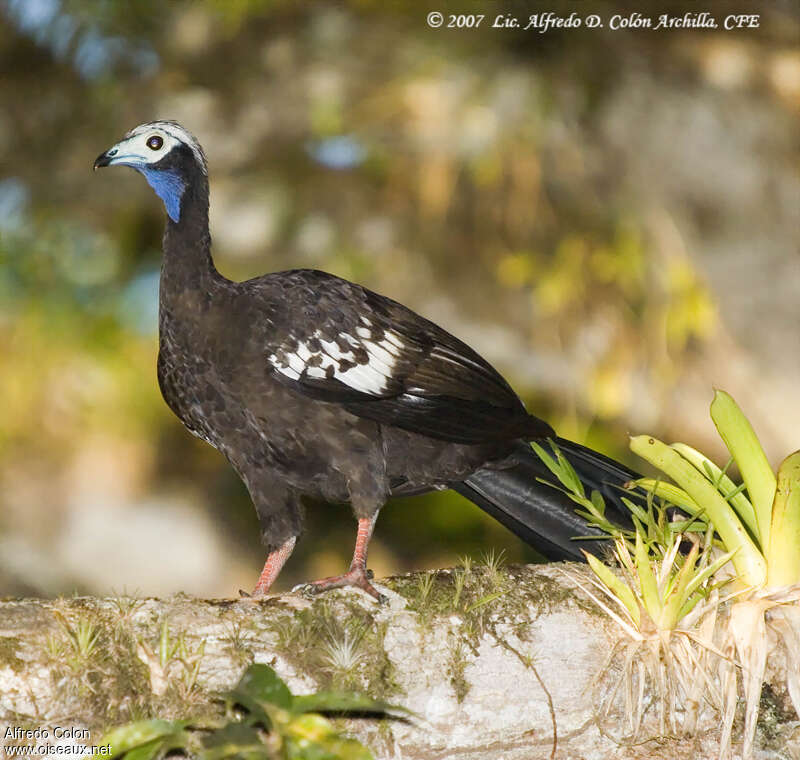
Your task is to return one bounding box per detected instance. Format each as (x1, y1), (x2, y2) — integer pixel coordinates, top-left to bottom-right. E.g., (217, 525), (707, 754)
(251, 536), (297, 597)
(303, 513), (384, 601)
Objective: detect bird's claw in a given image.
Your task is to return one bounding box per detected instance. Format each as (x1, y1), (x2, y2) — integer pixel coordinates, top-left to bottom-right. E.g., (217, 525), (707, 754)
(291, 582), (318, 599)
(293, 567), (384, 602)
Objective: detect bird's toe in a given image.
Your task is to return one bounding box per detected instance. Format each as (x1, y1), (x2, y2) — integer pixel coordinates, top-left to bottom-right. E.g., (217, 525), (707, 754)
(292, 583), (320, 599)
(296, 568), (384, 602)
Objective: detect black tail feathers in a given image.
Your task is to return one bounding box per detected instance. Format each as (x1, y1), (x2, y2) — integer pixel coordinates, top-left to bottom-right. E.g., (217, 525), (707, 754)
(451, 438), (638, 562)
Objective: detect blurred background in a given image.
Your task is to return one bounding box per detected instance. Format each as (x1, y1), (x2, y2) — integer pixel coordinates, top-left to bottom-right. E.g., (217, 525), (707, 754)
(0, 0), (797, 597)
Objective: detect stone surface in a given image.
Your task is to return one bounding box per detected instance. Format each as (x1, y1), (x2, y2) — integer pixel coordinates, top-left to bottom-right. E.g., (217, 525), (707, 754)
(0, 564), (796, 759)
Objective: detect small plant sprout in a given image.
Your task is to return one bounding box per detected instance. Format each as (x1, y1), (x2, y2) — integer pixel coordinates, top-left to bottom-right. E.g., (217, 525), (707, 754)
(52, 611), (101, 671)
(224, 623), (255, 667)
(136, 619), (205, 699)
(415, 572), (434, 605)
(109, 592), (144, 619)
(479, 548), (506, 590)
(582, 527), (734, 637)
(322, 628), (365, 677)
(531, 441), (635, 541)
(451, 568), (467, 611)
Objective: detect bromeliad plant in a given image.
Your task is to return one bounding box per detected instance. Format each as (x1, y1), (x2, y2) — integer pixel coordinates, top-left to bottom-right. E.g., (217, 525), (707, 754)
(579, 529), (731, 741)
(535, 440), (731, 741)
(630, 390), (800, 757)
(535, 390), (800, 757)
(101, 663), (406, 760)
(630, 390), (787, 589)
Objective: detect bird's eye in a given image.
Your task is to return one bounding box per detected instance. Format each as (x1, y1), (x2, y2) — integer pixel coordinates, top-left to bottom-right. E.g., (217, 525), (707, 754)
(147, 135), (163, 150)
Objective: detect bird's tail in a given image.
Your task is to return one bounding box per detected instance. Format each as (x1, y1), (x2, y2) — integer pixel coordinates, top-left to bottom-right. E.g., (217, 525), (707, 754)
(450, 438), (638, 561)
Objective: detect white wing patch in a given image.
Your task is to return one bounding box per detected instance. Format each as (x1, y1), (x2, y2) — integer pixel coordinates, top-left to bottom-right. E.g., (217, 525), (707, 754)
(269, 322), (405, 396)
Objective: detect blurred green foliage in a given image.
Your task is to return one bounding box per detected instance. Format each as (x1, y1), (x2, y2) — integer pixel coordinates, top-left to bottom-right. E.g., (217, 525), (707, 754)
(0, 0), (794, 595)
(102, 663), (399, 760)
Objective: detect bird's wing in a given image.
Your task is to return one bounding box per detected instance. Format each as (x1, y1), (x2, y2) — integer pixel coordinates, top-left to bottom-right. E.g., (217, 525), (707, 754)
(257, 270), (553, 445)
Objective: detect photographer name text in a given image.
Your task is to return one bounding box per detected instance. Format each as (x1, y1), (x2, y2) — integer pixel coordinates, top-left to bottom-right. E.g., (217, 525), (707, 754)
(3, 727), (110, 757)
(426, 11), (760, 32)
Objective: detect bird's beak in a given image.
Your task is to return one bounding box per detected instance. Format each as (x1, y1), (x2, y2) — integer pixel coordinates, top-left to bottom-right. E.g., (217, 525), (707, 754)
(93, 150), (113, 170)
(93, 138), (143, 171)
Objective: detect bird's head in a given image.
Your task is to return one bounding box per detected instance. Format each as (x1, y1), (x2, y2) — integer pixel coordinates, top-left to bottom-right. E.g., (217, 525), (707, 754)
(94, 121), (206, 223)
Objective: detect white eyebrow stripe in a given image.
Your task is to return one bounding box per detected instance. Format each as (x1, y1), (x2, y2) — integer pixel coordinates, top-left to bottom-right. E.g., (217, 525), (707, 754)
(125, 120), (207, 173)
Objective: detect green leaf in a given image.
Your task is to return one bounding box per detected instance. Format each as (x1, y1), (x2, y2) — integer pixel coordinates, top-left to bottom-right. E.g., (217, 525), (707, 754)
(199, 723), (269, 760)
(530, 441), (584, 497)
(710, 390), (776, 551)
(116, 741), (164, 760)
(630, 435), (766, 588)
(683, 548), (736, 601)
(584, 551), (641, 627)
(589, 489), (606, 516)
(101, 720), (187, 758)
(660, 541), (698, 628)
(670, 442), (759, 542)
(232, 663), (293, 711)
(553, 445), (585, 496)
(292, 691), (407, 717)
(630, 478), (703, 516)
(285, 714), (373, 760)
(633, 531), (660, 622)
(530, 441), (559, 477)
(158, 618), (174, 668)
(624, 499), (652, 527)
(202, 723), (264, 748)
(465, 592), (505, 613)
(767, 450), (800, 586)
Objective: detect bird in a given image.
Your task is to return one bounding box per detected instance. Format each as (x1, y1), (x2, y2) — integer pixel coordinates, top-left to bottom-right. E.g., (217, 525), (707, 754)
(94, 121), (636, 601)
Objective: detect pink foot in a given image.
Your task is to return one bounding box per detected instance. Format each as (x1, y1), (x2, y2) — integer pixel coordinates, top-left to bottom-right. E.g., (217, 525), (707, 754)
(296, 566), (386, 602)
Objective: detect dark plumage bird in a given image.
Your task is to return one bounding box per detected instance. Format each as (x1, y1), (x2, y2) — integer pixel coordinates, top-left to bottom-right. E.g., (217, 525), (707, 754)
(94, 121), (636, 600)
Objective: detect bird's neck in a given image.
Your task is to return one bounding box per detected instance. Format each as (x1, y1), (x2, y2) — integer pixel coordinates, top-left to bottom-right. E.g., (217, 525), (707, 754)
(161, 175), (221, 291)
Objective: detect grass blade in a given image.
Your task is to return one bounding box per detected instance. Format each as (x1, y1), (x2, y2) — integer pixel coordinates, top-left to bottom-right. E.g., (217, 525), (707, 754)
(710, 390), (776, 552)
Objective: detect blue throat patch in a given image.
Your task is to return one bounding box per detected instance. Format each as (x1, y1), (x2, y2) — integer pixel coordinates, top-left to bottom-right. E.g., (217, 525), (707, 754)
(138, 168), (186, 223)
